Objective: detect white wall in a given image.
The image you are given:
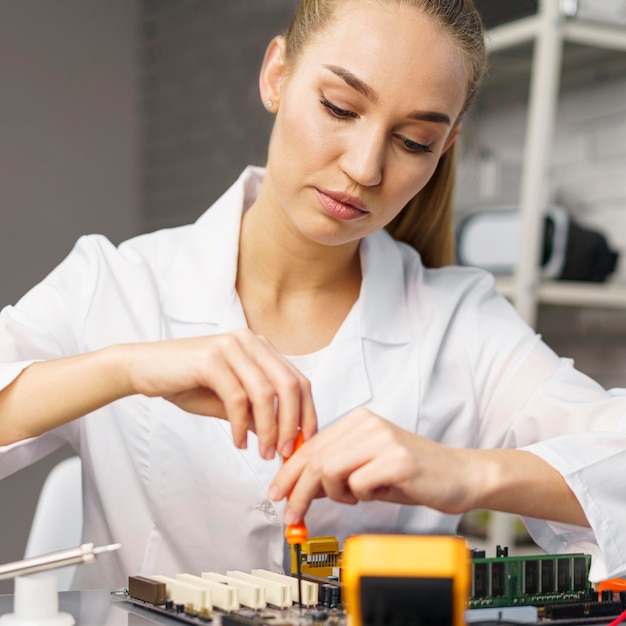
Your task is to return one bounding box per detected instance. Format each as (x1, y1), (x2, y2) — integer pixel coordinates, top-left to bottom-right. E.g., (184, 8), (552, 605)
(0, 0), (139, 591)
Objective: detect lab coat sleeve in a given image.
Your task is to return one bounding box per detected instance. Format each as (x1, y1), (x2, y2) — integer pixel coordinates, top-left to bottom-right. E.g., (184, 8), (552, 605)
(0, 235), (105, 364)
(494, 347), (626, 580)
(462, 275), (626, 580)
(519, 383), (626, 581)
(0, 235), (109, 478)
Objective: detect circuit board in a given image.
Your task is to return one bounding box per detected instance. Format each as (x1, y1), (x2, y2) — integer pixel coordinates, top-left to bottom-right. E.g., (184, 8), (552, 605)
(469, 550), (595, 608)
(120, 539), (626, 626)
(119, 593), (345, 626)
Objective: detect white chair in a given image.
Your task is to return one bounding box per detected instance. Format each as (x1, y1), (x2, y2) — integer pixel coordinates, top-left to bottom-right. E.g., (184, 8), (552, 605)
(24, 456), (83, 591)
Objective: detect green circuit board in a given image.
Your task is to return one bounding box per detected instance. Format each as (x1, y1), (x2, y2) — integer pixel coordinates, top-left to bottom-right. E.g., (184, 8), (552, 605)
(469, 552), (594, 608)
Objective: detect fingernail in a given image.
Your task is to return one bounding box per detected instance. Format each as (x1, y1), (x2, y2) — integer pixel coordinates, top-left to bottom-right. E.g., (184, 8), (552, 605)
(284, 508), (298, 525)
(268, 484), (280, 500)
(264, 445), (276, 460)
(281, 440), (294, 458)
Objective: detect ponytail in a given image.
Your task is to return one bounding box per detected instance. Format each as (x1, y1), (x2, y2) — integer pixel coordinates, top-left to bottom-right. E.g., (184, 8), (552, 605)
(385, 142), (457, 268)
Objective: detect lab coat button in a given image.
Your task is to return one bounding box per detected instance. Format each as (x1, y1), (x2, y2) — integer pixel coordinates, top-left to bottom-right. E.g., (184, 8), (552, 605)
(256, 500), (279, 523)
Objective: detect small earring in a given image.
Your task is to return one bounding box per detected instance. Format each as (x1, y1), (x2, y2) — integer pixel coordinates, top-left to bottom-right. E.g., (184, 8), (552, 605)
(266, 100), (273, 109)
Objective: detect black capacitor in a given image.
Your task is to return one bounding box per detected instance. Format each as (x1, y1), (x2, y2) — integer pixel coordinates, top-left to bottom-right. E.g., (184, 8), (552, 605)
(320, 583), (334, 607)
(320, 583), (341, 608)
(329, 584), (341, 608)
(601, 590), (614, 603)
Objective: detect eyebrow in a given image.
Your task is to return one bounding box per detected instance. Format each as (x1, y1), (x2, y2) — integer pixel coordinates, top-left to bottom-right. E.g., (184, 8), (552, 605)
(323, 64), (451, 126)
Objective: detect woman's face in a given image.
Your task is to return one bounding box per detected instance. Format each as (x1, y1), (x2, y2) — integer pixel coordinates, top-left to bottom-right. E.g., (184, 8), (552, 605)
(262, 0), (468, 248)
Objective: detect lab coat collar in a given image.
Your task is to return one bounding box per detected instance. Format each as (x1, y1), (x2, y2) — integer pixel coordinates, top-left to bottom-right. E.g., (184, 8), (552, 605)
(160, 166), (414, 345)
(160, 166), (259, 325)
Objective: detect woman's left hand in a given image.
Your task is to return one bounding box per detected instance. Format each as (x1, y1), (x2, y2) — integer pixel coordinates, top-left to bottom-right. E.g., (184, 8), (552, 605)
(268, 408), (479, 524)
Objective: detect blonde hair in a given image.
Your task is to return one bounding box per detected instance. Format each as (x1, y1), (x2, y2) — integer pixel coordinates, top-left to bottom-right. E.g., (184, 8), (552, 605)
(284, 0), (486, 267)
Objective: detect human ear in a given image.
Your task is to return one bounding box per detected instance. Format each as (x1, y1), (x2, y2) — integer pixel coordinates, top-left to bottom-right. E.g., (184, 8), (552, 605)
(259, 36), (287, 112)
(442, 124), (461, 154)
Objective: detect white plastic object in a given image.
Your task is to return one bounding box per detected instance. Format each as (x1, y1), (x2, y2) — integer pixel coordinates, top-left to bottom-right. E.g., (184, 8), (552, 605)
(251, 569), (318, 606)
(151, 575), (211, 614)
(0, 575), (75, 626)
(227, 570), (291, 608)
(201, 572), (266, 609)
(25, 457), (83, 592)
(176, 574), (238, 612)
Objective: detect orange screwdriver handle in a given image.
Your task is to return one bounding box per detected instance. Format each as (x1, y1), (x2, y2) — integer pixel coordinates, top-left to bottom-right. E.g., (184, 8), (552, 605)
(283, 431), (308, 545)
(285, 520), (308, 545)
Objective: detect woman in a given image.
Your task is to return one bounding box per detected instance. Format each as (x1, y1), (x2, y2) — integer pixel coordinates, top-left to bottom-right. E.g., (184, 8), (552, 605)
(0, 0), (624, 589)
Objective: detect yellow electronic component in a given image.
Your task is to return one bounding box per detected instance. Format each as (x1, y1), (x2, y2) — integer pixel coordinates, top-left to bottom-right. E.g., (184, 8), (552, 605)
(290, 535), (342, 578)
(342, 534), (470, 626)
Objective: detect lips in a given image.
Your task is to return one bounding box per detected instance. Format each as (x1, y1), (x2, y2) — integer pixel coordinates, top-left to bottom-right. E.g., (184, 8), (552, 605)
(315, 188), (369, 221)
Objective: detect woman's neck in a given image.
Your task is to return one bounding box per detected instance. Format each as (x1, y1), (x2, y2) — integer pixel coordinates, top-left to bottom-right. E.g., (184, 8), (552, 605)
(235, 194), (362, 355)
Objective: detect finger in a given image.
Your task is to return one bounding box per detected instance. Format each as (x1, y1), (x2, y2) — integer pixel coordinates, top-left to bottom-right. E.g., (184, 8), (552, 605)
(191, 358), (253, 449)
(207, 337), (279, 456)
(274, 373), (316, 458)
(283, 455), (360, 523)
(282, 462), (326, 524)
(165, 387), (226, 418)
(298, 381), (318, 442)
(346, 456), (403, 502)
(273, 413), (364, 495)
(320, 474), (359, 506)
(217, 332), (292, 459)
(286, 438), (371, 520)
(241, 334), (317, 457)
(269, 367), (307, 458)
(269, 438), (309, 501)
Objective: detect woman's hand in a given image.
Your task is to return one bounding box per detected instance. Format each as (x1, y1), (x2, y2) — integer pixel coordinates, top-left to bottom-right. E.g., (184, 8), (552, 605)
(0, 329), (316, 455)
(126, 329), (317, 459)
(268, 408), (479, 523)
(268, 407), (589, 528)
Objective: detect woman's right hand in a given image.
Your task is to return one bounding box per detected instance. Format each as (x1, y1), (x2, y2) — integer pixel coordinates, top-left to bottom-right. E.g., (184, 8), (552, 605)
(126, 329), (317, 459)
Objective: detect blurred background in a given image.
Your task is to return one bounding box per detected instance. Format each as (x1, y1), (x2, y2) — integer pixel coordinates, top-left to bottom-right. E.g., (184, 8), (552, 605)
(1, 0), (626, 592)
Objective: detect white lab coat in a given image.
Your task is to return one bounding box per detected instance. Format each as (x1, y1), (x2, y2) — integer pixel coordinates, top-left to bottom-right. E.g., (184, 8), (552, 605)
(1, 166), (625, 588)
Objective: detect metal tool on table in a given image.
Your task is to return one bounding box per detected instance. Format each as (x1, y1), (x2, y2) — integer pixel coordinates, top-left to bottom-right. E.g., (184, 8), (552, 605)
(284, 430), (308, 607)
(0, 543), (121, 581)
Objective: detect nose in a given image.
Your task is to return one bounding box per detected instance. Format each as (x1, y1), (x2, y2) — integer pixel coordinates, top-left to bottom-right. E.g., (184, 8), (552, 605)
(338, 127), (384, 188)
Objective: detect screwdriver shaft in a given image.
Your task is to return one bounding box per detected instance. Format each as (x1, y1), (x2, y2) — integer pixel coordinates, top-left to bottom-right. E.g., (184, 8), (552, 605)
(283, 431), (308, 607)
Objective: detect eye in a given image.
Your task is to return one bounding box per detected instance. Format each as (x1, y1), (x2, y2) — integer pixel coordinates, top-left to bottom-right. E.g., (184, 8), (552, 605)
(399, 136), (433, 154)
(320, 97), (358, 119)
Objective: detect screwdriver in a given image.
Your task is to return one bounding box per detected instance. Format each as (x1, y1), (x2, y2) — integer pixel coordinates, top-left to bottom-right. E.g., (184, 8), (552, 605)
(284, 430), (308, 607)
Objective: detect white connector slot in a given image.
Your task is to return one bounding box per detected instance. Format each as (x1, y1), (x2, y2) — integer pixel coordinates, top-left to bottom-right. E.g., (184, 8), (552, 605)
(151, 574), (212, 615)
(176, 573), (239, 612)
(201, 572), (266, 609)
(227, 570), (291, 608)
(251, 568), (318, 606)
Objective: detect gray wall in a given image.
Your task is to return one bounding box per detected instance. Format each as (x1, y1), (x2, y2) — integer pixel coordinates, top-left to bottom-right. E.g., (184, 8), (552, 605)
(0, 0), (140, 592)
(140, 0), (299, 231)
(0, 0), (300, 593)
(0, 0), (141, 305)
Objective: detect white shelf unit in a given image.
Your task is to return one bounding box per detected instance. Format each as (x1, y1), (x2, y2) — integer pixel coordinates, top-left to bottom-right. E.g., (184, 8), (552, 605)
(485, 0), (626, 327)
(476, 1), (626, 553)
